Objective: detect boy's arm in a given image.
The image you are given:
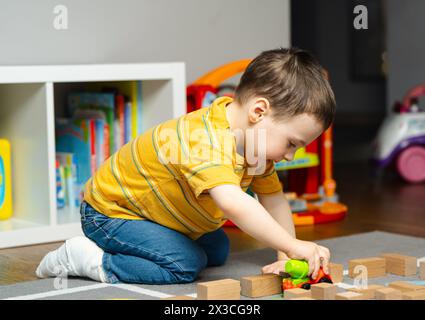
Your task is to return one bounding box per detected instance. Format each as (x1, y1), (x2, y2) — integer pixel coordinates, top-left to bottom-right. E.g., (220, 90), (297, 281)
(210, 185), (295, 253)
(257, 191), (295, 261)
(209, 184), (330, 278)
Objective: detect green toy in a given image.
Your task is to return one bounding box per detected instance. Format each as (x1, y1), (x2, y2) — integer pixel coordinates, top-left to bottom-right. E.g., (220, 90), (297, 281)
(281, 259), (333, 291)
(283, 260), (310, 286)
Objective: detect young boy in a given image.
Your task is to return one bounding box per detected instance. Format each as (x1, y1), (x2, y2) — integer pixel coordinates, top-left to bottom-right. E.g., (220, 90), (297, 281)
(36, 48), (335, 285)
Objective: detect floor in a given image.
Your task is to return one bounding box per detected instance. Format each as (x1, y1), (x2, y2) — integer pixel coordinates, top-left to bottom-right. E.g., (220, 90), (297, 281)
(1, 120), (424, 286)
(3, 231), (424, 300)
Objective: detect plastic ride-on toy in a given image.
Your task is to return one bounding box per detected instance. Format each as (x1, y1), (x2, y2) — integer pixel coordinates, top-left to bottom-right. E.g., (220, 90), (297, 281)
(372, 83), (425, 183)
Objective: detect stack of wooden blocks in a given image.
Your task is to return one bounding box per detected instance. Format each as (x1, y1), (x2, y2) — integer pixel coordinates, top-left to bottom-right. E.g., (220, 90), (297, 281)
(162, 274), (282, 300)
(161, 253), (425, 300)
(335, 253), (425, 300)
(387, 281), (425, 300)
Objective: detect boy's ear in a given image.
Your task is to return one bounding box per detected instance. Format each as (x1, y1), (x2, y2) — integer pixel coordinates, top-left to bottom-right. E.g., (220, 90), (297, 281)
(248, 97), (271, 123)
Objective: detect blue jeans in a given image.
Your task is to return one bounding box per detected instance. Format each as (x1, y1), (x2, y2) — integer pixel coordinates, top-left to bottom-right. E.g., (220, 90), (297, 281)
(80, 201), (230, 284)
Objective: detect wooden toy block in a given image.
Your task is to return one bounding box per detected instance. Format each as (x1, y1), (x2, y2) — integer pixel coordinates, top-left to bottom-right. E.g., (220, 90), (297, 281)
(375, 288), (402, 300)
(402, 289), (425, 300)
(197, 279), (240, 300)
(335, 291), (364, 300)
(347, 285), (385, 299)
(311, 283), (337, 300)
(348, 257), (386, 278)
(381, 253), (417, 276)
(388, 281), (425, 292)
(162, 296), (195, 300)
(328, 263), (344, 283)
(420, 261), (425, 280)
(240, 273), (282, 298)
(283, 288), (311, 299)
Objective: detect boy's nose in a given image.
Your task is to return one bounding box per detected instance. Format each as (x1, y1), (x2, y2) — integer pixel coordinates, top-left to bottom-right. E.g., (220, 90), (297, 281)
(283, 153), (294, 162)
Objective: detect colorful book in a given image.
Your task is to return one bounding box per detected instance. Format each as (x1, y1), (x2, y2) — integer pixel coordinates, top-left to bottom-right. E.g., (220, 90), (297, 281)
(89, 119), (96, 175)
(72, 109), (108, 168)
(56, 152), (78, 208)
(124, 98), (132, 143)
(85, 82), (142, 138)
(55, 118), (96, 186)
(68, 92), (115, 153)
(115, 94), (125, 148)
(55, 159), (65, 209)
(103, 122), (110, 161)
(112, 81), (142, 138)
(94, 119), (105, 168)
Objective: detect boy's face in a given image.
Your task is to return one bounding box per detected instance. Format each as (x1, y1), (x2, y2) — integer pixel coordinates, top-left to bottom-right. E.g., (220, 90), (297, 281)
(245, 97), (324, 163)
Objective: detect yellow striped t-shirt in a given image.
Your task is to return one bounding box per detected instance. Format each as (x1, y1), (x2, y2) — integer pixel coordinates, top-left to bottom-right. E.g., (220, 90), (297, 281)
(83, 96), (283, 240)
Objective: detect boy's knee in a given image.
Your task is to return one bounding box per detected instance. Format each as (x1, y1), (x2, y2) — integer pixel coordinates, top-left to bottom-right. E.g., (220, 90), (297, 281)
(197, 229), (230, 267)
(173, 248), (208, 283)
(208, 234), (229, 266)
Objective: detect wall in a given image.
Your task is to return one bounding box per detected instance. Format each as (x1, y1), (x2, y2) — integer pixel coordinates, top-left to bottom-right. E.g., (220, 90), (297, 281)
(0, 0), (290, 83)
(386, 0), (425, 109)
(292, 0), (386, 118)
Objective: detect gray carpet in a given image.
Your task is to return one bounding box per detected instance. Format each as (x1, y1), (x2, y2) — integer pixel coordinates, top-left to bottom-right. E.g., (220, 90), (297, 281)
(1, 231), (425, 300)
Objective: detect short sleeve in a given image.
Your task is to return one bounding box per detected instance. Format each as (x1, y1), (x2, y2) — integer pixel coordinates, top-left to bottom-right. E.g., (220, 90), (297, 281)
(250, 160), (283, 195)
(181, 162), (241, 198)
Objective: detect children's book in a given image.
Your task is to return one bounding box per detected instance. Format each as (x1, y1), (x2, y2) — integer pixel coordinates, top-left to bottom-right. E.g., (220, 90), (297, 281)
(56, 118), (96, 186)
(67, 92), (115, 153)
(72, 109), (108, 168)
(84, 82), (142, 138)
(124, 97), (132, 143)
(55, 159), (65, 209)
(115, 94), (126, 148)
(56, 152), (78, 208)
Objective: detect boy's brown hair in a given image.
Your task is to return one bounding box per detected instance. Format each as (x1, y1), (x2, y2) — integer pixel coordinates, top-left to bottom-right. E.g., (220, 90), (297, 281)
(234, 47), (336, 130)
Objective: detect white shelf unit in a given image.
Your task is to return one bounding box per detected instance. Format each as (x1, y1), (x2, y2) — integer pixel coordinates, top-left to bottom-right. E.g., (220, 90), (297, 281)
(0, 63), (186, 249)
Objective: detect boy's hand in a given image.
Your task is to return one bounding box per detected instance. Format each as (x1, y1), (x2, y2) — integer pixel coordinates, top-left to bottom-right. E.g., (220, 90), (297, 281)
(286, 239), (331, 279)
(261, 259), (289, 275)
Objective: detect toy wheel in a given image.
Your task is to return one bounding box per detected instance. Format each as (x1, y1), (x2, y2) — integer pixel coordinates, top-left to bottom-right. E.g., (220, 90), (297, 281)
(396, 146), (425, 183)
(301, 283), (311, 290)
(318, 277), (333, 284)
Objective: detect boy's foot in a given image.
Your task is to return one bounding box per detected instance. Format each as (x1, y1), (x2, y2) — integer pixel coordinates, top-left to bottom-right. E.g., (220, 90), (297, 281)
(35, 236), (107, 283)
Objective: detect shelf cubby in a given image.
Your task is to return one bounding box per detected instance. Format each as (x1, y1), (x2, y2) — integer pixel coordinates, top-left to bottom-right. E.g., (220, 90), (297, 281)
(0, 63), (185, 248)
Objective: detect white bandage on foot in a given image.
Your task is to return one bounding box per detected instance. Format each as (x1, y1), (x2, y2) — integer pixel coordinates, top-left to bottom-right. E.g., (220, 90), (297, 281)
(35, 236), (107, 283)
